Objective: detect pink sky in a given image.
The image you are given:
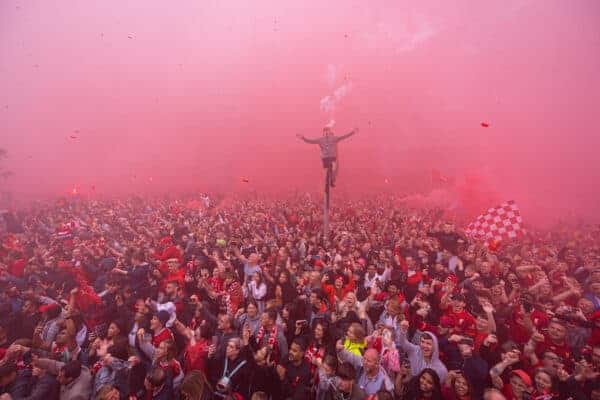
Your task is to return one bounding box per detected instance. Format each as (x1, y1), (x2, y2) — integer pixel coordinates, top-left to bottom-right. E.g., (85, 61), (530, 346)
(1, 0), (599, 224)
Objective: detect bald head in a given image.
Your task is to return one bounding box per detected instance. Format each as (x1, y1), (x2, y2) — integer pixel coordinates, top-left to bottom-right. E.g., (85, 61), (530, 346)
(363, 348), (380, 375)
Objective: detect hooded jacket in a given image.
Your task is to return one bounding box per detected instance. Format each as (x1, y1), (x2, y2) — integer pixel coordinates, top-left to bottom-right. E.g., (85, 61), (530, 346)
(397, 329), (448, 382)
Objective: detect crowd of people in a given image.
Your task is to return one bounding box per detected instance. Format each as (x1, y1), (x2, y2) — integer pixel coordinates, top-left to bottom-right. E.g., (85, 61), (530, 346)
(0, 194), (599, 400)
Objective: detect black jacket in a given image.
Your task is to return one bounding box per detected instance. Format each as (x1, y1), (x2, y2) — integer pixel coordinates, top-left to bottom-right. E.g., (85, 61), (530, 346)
(207, 351), (251, 399)
(23, 374), (60, 400)
(280, 359), (311, 399)
(461, 355), (488, 400)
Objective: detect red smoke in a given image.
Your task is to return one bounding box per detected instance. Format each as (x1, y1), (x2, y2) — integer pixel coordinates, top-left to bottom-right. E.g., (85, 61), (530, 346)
(1, 0), (599, 225)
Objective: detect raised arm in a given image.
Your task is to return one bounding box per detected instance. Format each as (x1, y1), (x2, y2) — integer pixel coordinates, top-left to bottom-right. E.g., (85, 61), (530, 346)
(296, 133), (320, 144)
(396, 320), (419, 355)
(335, 128), (358, 142)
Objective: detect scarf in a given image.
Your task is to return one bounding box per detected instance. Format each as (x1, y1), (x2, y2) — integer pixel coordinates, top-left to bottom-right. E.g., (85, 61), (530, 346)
(256, 324), (279, 362)
(225, 281), (243, 315)
(305, 341), (325, 377)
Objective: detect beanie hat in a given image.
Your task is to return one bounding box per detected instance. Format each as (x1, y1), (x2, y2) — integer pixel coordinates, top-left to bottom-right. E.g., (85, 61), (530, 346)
(510, 369), (532, 387)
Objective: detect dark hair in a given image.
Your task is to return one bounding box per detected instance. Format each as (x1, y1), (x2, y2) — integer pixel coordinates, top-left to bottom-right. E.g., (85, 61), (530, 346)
(322, 354), (337, 371)
(500, 340), (519, 354)
(0, 362), (17, 379)
(246, 298), (259, 310)
(337, 362), (357, 381)
(45, 304), (62, 320)
(311, 319), (330, 343)
(311, 288), (325, 302)
(107, 339), (129, 361)
(61, 360), (82, 380)
(411, 368), (443, 400)
(376, 390), (394, 400)
(291, 337), (307, 352)
(197, 323), (212, 340)
(533, 368), (557, 393)
(109, 319), (127, 336)
(132, 250), (146, 263)
(450, 372), (472, 397)
(264, 307), (278, 322)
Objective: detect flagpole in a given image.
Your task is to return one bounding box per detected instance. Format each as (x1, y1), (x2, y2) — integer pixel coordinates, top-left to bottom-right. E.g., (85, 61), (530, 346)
(324, 170), (330, 238)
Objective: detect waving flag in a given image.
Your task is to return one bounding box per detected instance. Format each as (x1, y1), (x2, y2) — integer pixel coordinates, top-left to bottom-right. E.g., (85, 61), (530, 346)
(465, 200), (525, 248)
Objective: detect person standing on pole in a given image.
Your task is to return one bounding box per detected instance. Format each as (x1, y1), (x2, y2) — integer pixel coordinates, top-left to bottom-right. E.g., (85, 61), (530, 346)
(296, 124), (358, 187)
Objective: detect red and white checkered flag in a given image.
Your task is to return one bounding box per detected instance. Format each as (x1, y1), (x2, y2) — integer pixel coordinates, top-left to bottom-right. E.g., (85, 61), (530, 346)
(465, 200), (524, 248)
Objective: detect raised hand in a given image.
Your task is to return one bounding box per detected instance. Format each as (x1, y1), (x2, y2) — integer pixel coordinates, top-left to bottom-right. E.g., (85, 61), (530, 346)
(400, 320), (409, 333)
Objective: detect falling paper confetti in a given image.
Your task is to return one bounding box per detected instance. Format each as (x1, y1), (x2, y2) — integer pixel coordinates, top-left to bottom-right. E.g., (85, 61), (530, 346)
(69, 135), (78, 139)
(384, 178), (390, 184)
(481, 122), (490, 128)
(241, 178), (250, 183)
(128, 33), (134, 39)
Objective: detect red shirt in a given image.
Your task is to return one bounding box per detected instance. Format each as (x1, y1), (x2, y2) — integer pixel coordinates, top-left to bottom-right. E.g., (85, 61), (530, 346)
(322, 277), (355, 310)
(9, 259), (26, 277)
(444, 309), (477, 338)
(152, 328), (174, 348)
(508, 306), (549, 345)
(184, 340), (209, 373)
(163, 268), (185, 289)
(535, 336), (571, 361)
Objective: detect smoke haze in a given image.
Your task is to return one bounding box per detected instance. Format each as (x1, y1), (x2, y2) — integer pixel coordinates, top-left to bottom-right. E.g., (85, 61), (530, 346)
(1, 0), (599, 225)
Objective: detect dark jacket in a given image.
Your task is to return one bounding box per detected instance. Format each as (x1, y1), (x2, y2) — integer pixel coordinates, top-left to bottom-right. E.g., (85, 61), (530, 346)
(323, 383), (366, 400)
(23, 373), (60, 400)
(280, 359), (311, 399)
(247, 364), (281, 399)
(207, 351), (251, 399)
(147, 384), (174, 400)
(461, 355), (488, 400)
(0, 369), (32, 399)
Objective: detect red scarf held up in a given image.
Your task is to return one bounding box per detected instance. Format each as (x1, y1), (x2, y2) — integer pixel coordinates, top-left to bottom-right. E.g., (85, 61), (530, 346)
(256, 324), (279, 362)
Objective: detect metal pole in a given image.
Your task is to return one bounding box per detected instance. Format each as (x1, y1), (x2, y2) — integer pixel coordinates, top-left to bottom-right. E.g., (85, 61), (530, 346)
(323, 168), (330, 238)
